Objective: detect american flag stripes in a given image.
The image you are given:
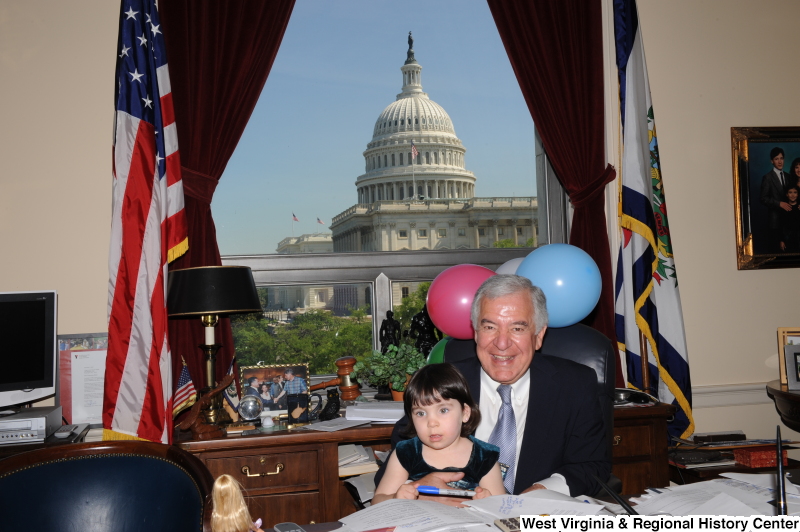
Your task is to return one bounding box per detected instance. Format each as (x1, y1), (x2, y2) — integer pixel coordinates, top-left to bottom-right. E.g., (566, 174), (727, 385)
(317, 217), (325, 225)
(172, 363), (197, 416)
(411, 140), (419, 162)
(106, 0), (188, 443)
(292, 212), (300, 222)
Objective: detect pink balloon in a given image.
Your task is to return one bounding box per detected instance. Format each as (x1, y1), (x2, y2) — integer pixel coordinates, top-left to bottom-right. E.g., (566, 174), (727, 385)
(427, 264), (496, 339)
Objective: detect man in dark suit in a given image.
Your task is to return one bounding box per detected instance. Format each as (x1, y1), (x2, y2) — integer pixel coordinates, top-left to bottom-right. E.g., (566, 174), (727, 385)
(761, 147), (791, 252)
(378, 275), (609, 499)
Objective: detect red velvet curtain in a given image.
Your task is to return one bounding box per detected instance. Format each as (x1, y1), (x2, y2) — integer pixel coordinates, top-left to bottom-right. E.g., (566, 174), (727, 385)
(487, 0), (623, 385)
(160, 0), (295, 395)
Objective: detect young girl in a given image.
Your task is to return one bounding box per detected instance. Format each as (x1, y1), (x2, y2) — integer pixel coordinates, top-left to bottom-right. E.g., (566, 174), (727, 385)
(211, 474), (265, 532)
(373, 363), (506, 504)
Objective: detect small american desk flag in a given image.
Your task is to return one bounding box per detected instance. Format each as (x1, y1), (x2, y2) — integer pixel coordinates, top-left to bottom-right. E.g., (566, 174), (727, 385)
(106, 0), (188, 443)
(172, 363), (197, 416)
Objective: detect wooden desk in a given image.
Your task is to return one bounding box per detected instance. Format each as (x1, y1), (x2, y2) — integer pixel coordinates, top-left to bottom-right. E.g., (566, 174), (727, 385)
(178, 403), (674, 522)
(611, 403), (677, 494)
(177, 424), (393, 527)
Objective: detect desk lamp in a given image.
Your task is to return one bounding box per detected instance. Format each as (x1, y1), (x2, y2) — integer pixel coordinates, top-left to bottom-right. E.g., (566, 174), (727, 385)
(167, 266), (261, 425)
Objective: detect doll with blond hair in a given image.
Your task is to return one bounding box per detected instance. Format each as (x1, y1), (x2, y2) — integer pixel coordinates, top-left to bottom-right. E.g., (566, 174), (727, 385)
(211, 474), (264, 532)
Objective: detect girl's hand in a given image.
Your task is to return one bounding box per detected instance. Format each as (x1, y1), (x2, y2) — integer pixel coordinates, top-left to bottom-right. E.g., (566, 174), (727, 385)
(473, 486), (492, 499)
(395, 483), (420, 500)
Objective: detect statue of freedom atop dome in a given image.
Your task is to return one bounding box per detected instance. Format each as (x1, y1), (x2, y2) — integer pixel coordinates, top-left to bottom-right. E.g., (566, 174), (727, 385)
(406, 32), (416, 64)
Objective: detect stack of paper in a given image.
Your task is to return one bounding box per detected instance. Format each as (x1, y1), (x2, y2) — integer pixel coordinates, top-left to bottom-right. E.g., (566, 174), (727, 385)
(339, 444), (379, 477)
(345, 401), (405, 423)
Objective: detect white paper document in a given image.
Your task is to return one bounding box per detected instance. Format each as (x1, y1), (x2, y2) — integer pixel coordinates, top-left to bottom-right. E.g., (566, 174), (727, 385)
(687, 492), (759, 516)
(721, 472), (800, 495)
(339, 499), (493, 532)
(297, 418), (371, 432)
(464, 493), (604, 518)
(346, 402), (405, 423)
(631, 478), (800, 516)
(71, 349), (107, 425)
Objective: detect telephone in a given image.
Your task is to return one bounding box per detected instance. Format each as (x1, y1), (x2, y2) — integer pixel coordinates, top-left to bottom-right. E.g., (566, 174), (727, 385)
(614, 388), (654, 405)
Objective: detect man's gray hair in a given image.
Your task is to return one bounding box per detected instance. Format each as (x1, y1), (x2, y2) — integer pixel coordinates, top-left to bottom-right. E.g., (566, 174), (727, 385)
(471, 275), (548, 333)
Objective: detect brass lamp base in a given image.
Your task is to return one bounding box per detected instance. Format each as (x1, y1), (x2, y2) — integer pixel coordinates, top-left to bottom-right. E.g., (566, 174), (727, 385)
(199, 342), (232, 425)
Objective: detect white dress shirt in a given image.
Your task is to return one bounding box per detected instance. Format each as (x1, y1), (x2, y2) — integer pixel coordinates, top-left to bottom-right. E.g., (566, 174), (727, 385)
(474, 367), (569, 495)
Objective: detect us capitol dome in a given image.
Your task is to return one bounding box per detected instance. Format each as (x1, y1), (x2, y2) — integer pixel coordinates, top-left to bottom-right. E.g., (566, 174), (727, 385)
(283, 34), (538, 255)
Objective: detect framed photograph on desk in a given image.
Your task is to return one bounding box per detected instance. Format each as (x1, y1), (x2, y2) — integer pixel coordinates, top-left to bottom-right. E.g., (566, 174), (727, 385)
(777, 328), (800, 385)
(785, 345), (800, 391)
(240, 363), (310, 411)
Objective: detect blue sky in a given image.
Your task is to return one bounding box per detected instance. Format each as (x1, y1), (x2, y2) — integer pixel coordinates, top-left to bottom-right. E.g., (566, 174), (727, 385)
(213, 0), (536, 255)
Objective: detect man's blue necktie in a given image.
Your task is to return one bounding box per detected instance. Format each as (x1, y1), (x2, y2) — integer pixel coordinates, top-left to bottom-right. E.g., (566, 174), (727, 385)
(489, 384), (516, 494)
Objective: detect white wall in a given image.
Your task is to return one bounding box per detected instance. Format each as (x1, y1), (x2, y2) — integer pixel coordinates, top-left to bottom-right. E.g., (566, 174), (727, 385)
(637, 0), (800, 439)
(0, 0), (117, 335)
(2, 0), (797, 440)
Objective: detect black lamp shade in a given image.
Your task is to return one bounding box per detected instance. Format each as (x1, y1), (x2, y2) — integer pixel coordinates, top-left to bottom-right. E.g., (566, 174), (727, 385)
(167, 266), (261, 317)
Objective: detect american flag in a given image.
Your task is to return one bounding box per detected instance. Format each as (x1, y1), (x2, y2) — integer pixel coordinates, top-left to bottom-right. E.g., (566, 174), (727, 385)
(292, 212), (299, 222)
(411, 140), (419, 162)
(317, 217), (325, 225)
(172, 363), (197, 416)
(106, 0), (188, 443)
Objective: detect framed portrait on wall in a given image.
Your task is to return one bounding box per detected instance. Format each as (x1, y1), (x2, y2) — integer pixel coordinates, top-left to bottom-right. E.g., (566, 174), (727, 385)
(732, 127), (800, 270)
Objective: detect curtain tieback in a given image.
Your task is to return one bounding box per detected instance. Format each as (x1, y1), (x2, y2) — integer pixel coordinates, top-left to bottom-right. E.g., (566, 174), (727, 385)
(569, 164), (616, 208)
(181, 166), (219, 204)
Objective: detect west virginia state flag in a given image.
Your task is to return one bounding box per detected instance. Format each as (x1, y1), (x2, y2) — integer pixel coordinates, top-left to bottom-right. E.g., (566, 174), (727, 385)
(613, 0), (693, 439)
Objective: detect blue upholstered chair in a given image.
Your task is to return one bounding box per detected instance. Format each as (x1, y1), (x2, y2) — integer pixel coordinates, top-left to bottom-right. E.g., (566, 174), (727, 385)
(0, 440), (213, 532)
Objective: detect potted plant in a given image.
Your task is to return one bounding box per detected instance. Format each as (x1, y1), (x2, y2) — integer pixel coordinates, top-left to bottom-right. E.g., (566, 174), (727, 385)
(352, 343), (426, 400)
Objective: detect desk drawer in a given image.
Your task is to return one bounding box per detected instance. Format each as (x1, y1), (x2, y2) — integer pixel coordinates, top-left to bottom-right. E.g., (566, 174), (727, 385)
(206, 450), (319, 491)
(612, 425), (652, 458)
(247, 491), (321, 527)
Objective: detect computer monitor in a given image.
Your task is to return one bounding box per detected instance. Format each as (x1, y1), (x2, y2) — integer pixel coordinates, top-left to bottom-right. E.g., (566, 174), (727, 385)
(0, 291), (58, 409)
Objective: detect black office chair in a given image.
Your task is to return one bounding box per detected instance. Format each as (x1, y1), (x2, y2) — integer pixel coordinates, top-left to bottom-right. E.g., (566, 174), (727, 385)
(444, 323), (621, 494)
(0, 440), (213, 532)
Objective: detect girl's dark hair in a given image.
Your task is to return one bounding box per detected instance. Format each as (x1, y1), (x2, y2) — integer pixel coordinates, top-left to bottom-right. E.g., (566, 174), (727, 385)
(402, 363), (481, 438)
(791, 158), (800, 174)
(788, 185), (800, 194)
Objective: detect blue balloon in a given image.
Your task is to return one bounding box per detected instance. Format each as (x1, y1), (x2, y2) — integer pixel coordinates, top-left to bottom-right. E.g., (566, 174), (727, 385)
(515, 244), (601, 328)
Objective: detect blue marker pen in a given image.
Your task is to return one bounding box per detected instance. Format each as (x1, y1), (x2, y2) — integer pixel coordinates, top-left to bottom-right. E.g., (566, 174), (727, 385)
(417, 485), (476, 497)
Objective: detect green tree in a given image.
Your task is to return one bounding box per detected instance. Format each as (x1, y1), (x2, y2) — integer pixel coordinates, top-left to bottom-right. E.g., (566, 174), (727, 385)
(230, 307), (373, 374)
(393, 282), (430, 334)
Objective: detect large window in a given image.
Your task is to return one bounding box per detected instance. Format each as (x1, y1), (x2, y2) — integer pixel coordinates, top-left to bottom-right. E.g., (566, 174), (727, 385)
(224, 248), (533, 375)
(216, 1), (572, 373)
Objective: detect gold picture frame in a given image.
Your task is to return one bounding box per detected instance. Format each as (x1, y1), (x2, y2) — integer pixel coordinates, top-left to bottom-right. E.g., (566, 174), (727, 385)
(777, 328), (800, 385)
(732, 127), (800, 269)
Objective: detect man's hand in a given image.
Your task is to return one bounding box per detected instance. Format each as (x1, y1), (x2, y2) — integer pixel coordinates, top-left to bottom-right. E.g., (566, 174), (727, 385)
(520, 483), (547, 494)
(410, 472), (469, 507)
(781, 201), (792, 211)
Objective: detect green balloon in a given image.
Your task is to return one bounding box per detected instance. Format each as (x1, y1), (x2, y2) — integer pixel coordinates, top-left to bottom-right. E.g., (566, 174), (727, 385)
(427, 337), (450, 364)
